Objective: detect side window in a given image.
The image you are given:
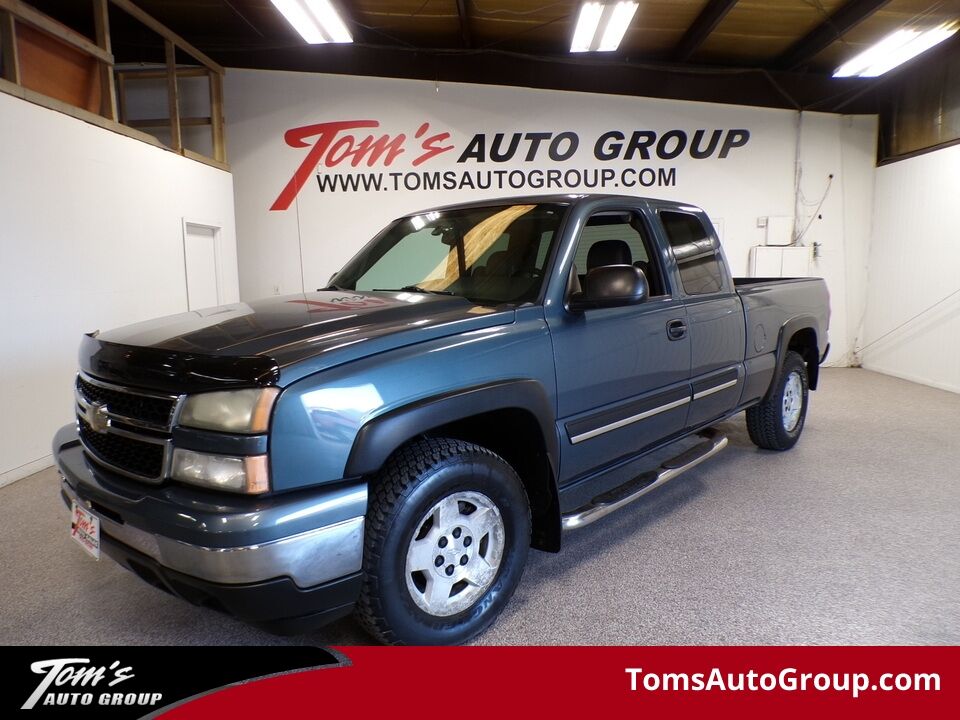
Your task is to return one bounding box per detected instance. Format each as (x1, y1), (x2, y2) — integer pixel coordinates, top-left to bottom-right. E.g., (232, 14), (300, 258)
(660, 211), (725, 295)
(572, 212), (665, 296)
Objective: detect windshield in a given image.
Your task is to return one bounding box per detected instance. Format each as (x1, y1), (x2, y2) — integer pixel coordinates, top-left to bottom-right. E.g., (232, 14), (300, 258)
(332, 203), (566, 305)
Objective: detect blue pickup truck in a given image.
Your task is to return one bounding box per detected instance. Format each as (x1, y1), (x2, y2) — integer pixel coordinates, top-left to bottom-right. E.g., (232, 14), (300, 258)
(55, 194), (829, 644)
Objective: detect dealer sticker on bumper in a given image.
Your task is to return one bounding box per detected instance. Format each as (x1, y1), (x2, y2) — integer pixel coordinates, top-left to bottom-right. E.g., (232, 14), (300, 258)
(70, 501), (101, 560)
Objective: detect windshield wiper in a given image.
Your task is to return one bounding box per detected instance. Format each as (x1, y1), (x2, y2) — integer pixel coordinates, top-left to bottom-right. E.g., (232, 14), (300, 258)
(373, 285), (455, 296)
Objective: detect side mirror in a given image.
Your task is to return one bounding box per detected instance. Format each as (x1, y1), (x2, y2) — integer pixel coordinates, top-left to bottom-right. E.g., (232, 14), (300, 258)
(569, 264), (648, 311)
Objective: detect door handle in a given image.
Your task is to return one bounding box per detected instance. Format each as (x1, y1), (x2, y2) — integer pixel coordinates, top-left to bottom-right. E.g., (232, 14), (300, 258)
(666, 319), (687, 340)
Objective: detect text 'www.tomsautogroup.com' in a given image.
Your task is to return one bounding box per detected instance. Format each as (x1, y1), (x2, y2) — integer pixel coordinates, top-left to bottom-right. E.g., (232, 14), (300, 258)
(625, 667), (941, 698)
(315, 167), (679, 193)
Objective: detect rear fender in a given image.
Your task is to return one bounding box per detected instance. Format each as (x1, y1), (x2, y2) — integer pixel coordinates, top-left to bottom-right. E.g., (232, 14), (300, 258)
(768, 316), (820, 397)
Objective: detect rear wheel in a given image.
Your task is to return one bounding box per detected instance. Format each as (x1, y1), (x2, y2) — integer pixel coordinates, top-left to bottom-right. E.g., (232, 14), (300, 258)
(356, 438), (530, 645)
(746, 350), (809, 451)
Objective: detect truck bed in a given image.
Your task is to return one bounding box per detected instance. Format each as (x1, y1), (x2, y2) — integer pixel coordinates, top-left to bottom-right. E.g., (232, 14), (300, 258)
(733, 275), (830, 365)
(733, 276), (819, 287)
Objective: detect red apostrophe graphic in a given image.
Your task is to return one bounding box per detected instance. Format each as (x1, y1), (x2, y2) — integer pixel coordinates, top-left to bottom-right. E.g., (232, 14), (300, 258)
(413, 122), (454, 167)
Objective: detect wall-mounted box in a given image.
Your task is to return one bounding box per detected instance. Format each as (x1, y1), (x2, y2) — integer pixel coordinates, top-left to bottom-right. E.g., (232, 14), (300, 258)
(781, 245), (812, 276)
(749, 245), (812, 277)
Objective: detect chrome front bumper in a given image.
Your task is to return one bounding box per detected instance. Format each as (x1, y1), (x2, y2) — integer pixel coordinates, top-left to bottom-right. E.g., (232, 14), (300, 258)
(61, 479), (365, 589)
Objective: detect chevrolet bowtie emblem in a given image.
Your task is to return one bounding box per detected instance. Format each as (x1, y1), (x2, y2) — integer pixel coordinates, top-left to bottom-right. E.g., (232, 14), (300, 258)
(86, 401), (111, 434)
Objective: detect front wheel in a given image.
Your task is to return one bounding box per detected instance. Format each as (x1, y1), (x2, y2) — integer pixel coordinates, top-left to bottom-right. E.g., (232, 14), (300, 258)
(356, 438), (530, 645)
(745, 350), (809, 451)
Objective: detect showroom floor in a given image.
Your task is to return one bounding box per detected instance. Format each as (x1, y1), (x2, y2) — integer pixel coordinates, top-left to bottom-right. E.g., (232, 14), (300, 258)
(2, 368), (958, 646)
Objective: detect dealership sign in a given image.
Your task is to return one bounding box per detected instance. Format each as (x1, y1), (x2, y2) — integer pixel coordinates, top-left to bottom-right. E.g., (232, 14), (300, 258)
(226, 70), (805, 298)
(269, 120), (752, 210)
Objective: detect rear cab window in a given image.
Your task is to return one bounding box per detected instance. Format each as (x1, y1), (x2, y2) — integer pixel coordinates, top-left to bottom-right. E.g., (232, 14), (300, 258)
(659, 211), (725, 295)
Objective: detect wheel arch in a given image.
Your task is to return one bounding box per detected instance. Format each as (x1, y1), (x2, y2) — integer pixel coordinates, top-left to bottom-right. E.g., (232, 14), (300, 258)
(770, 316), (821, 395)
(345, 380), (562, 552)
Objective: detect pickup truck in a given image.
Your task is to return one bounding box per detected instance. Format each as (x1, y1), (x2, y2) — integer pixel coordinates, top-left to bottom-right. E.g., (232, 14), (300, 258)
(55, 194), (829, 645)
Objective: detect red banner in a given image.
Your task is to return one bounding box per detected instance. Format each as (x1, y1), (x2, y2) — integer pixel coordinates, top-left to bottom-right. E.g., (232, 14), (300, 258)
(158, 646), (957, 718)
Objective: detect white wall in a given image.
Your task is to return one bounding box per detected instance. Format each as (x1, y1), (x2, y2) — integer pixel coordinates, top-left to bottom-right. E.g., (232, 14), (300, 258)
(859, 144), (960, 393)
(794, 112), (878, 368)
(225, 69), (875, 368)
(0, 92), (239, 486)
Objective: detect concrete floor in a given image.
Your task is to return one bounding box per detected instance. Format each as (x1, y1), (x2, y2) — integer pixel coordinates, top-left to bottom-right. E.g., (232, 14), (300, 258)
(1, 368), (958, 645)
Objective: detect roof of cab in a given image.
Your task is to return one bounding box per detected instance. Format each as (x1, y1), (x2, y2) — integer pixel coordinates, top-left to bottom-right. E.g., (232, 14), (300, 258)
(402, 193), (676, 215)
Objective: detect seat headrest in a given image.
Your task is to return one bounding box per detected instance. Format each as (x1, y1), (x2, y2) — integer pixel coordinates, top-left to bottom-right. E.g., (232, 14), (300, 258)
(568, 263), (582, 295)
(484, 250), (511, 272)
(587, 239), (632, 270)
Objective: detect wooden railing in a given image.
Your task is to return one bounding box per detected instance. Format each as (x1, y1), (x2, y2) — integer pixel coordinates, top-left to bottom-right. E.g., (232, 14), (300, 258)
(0, 0), (227, 169)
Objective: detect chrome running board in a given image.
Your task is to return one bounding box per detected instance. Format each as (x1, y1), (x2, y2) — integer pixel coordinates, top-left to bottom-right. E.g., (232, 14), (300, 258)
(561, 429), (728, 530)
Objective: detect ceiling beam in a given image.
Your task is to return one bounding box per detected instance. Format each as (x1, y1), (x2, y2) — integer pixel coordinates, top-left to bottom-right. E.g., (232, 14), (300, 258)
(672, 0), (739, 61)
(456, 0), (472, 48)
(213, 43), (879, 114)
(773, 0), (893, 71)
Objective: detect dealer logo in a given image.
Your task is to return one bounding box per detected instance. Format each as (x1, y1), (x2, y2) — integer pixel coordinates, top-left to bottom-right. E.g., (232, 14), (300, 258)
(21, 658), (162, 710)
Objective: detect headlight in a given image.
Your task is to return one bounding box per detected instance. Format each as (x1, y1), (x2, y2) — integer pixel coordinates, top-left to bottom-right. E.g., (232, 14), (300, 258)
(171, 449), (269, 494)
(179, 388), (279, 434)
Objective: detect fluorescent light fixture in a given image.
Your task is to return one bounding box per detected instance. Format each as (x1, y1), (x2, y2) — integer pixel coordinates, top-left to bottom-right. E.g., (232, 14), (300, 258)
(571, 2), (605, 52)
(571, 1), (638, 53)
(834, 21), (958, 77)
(271, 0), (324, 43)
(598, 1), (639, 51)
(270, 0), (353, 44)
(305, 0), (353, 43)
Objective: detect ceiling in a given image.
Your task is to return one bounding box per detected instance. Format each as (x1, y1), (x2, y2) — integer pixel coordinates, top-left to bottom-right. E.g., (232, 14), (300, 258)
(24, 0), (960, 111)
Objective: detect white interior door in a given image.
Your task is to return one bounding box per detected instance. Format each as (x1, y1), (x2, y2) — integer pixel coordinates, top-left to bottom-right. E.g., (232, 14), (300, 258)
(183, 221), (221, 310)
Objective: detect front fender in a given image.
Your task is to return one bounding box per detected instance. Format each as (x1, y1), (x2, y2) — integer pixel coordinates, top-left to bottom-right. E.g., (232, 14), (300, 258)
(268, 309), (557, 492)
(345, 379), (559, 477)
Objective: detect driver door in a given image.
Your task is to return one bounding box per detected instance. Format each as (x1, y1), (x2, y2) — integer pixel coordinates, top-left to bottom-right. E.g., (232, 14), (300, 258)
(547, 207), (692, 485)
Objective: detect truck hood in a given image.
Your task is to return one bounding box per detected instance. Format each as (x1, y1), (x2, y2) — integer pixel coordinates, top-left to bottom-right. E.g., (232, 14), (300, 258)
(83, 291), (515, 392)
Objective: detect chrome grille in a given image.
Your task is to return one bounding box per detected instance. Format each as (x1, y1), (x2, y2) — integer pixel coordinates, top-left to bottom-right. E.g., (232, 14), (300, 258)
(75, 372), (180, 482)
(76, 374), (177, 431)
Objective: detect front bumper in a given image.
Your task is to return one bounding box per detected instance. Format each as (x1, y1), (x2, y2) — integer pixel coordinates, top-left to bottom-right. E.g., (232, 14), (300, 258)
(54, 425), (367, 633)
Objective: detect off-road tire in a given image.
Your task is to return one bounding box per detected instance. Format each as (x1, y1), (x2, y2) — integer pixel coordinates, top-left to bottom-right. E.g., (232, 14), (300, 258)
(356, 437), (531, 645)
(745, 350), (809, 451)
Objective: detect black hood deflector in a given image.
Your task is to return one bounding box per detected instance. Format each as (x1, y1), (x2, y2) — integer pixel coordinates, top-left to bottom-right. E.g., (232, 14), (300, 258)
(79, 334), (280, 394)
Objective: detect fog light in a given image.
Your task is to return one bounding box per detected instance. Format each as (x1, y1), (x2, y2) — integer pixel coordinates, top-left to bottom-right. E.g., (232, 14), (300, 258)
(171, 449), (269, 494)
